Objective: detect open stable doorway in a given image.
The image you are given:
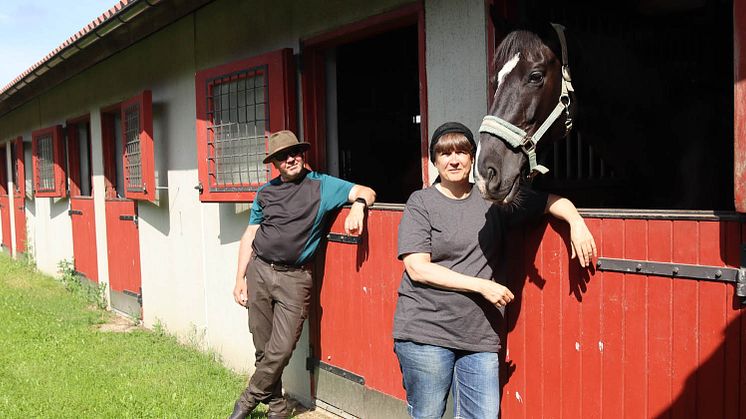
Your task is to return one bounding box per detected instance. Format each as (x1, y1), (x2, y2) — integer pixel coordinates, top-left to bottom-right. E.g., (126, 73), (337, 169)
(326, 24), (422, 204)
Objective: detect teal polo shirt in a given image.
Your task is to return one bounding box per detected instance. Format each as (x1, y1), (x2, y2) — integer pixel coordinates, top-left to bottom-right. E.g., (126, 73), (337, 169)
(249, 169), (354, 265)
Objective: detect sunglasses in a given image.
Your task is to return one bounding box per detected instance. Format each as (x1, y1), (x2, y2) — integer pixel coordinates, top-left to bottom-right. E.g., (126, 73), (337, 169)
(274, 148), (304, 161)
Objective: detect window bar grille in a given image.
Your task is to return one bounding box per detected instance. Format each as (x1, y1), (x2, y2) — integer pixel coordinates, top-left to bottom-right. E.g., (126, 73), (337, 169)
(124, 103), (143, 192)
(38, 135), (54, 191)
(206, 66), (269, 193)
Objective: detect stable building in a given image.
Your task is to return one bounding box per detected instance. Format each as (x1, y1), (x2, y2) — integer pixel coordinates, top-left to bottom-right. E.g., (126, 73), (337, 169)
(0, 0), (744, 417)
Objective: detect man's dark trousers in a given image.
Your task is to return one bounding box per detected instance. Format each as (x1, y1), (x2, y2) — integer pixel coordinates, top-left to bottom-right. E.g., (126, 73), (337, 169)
(238, 254), (312, 417)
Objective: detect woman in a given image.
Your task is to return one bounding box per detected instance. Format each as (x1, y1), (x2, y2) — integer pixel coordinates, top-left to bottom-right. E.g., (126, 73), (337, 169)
(393, 122), (596, 419)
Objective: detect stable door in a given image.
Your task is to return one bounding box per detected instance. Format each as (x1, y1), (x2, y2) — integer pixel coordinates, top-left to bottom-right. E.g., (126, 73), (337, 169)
(67, 121), (98, 281)
(12, 138), (26, 255)
(101, 108), (142, 316)
(0, 145), (10, 251)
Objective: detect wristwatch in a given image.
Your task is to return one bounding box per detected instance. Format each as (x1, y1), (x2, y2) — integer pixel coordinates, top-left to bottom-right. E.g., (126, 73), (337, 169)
(354, 197), (368, 208)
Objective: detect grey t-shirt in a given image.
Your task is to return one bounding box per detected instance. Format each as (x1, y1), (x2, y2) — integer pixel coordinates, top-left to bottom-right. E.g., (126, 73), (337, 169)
(392, 184), (547, 352)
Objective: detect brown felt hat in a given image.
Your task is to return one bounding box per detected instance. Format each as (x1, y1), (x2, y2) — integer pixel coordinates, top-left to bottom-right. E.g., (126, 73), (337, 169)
(263, 130), (311, 164)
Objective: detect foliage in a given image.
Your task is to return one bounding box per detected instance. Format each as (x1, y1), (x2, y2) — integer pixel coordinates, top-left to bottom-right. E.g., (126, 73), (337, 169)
(20, 227), (35, 267)
(57, 258), (107, 310)
(0, 253), (257, 418)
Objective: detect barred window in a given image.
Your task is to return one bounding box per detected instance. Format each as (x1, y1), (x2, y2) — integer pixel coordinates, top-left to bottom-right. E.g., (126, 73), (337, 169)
(120, 90), (154, 201)
(31, 125), (65, 197)
(123, 102), (143, 192)
(36, 134), (55, 192)
(195, 48), (296, 202)
(206, 66), (269, 192)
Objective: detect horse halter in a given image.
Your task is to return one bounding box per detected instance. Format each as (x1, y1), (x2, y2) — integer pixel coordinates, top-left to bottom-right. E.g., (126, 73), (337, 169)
(479, 23), (575, 178)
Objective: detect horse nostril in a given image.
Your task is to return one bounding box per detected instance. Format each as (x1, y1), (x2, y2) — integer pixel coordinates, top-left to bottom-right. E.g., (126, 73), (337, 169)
(487, 168), (496, 182)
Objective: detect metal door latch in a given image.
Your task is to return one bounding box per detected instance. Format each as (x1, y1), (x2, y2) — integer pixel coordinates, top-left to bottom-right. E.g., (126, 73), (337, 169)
(68, 209), (83, 216)
(327, 233), (361, 245)
(119, 214), (138, 227)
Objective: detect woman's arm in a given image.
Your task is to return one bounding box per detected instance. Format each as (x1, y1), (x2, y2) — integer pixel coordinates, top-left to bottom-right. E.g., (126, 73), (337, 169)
(402, 252), (514, 308)
(545, 194), (597, 267)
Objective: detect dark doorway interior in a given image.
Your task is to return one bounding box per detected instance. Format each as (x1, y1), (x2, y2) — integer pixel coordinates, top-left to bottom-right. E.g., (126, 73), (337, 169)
(335, 25), (421, 204)
(492, 0), (734, 210)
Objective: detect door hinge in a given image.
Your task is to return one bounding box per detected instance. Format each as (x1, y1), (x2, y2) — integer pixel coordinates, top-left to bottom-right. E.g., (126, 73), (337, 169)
(597, 256), (746, 306)
(306, 357), (365, 385)
(122, 287), (143, 306)
(119, 214), (138, 227)
(68, 209), (83, 216)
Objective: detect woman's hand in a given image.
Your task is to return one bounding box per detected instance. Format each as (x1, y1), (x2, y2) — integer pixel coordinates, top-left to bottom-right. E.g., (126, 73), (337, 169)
(478, 279), (514, 308)
(570, 218), (597, 268)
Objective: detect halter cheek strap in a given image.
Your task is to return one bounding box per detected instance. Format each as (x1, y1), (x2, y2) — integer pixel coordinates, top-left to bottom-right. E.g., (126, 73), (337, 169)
(479, 23), (574, 178)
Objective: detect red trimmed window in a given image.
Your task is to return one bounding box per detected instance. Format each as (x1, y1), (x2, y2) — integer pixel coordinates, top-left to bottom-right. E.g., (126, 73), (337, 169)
(195, 48), (296, 202)
(32, 125), (66, 197)
(121, 91), (155, 201)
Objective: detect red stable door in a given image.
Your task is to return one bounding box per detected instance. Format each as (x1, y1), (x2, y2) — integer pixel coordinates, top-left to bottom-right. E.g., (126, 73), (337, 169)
(0, 145), (10, 251)
(101, 106), (143, 315)
(67, 121), (98, 281)
(12, 137), (26, 255)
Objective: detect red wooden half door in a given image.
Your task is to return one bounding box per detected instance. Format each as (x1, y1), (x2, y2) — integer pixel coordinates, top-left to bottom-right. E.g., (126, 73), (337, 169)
(0, 145), (9, 250)
(105, 199), (141, 295)
(70, 197), (98, 281)
(12, 137), (25, 254)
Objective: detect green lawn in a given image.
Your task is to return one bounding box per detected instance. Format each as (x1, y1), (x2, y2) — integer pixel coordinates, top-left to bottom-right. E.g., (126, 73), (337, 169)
(0, 253), (258, 418)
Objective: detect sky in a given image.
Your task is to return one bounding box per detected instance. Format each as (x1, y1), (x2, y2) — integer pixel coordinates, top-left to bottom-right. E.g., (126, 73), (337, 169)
(0, 0), (114, 88)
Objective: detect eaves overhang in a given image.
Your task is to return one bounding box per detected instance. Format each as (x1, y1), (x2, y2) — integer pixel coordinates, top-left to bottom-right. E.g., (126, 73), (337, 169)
(0, 0), (214, 118)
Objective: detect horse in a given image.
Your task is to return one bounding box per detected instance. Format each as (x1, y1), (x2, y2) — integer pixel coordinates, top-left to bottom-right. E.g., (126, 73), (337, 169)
(475, 23), (575, 205)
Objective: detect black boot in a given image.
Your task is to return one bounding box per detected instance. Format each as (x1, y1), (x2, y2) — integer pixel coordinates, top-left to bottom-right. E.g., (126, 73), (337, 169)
(228, 400), (253, 419)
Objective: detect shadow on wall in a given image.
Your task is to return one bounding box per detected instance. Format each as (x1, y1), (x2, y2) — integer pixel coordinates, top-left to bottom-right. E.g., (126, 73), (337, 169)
(50, 197), (69, 219)
(218, 202), (249, 245)
(25, 197), (36, 217)
(140, 194), (171, 236)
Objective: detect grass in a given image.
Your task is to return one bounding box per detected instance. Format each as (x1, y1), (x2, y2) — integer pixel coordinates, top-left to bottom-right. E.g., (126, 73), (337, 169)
(0, 252), (264, 418)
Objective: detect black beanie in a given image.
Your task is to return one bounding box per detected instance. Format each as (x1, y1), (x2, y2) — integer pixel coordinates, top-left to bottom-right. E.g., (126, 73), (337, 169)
(429, 122), (476, 163)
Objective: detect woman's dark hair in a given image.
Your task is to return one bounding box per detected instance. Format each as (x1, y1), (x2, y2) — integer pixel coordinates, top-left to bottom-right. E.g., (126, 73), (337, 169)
(429, 122), (476, 162)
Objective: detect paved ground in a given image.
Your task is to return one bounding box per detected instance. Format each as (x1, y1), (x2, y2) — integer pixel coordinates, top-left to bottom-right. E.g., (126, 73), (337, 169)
(288, 399), (338, 418)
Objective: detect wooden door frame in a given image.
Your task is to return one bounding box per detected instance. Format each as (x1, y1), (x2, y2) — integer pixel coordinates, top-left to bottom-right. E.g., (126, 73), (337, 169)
(300, 1), (429, 187)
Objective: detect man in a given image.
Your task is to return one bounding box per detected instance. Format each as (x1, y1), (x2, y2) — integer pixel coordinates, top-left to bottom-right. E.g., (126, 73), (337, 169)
(229, 130), (376, 419)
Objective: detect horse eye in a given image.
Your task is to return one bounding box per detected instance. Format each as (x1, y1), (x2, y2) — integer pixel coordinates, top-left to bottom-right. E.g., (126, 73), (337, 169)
(528, 71), (544, 84)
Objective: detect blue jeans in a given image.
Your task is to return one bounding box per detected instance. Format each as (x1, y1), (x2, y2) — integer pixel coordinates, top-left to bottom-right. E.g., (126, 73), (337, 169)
(394, 340), (500, 419)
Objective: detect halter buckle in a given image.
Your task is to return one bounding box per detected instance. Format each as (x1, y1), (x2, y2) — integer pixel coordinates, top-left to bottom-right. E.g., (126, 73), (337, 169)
(521, 137), (537, 153)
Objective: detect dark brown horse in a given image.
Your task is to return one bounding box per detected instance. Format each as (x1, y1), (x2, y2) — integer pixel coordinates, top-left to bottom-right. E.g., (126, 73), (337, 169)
(475, 24), (575, 205)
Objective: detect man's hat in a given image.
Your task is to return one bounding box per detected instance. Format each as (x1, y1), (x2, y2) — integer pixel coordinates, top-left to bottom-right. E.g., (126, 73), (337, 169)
(429, 122), (476, 162)
(263, 130), (311, 164)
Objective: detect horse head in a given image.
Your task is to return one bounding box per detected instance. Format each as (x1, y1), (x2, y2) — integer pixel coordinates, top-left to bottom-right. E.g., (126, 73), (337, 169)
(475, 24), (575, 205)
